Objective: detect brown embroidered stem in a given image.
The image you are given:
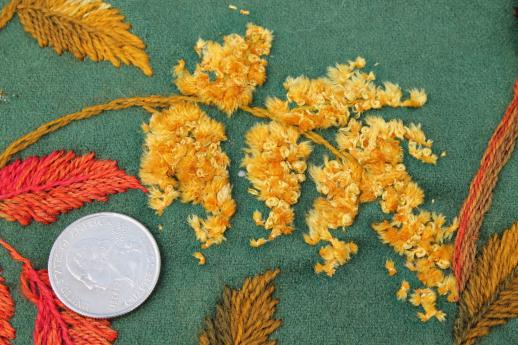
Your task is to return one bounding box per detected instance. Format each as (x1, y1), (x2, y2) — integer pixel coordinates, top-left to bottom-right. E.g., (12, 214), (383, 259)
(0, 95), (198, 169)
(0, 0), (20, 29)
(241, 104), (362, 173)
(453, 81), (518, 292)
(0, 95), (353, 175)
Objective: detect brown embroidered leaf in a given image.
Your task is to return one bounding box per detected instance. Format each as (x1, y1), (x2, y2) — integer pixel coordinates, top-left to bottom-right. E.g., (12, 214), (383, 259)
(454, 221), (518, 345)
(0, 150), (146, 225)
(0, 273), (15, 344)
(0, 238), (117, 345)
(199, 269), (282, 345)
(13, 0), (152, 75)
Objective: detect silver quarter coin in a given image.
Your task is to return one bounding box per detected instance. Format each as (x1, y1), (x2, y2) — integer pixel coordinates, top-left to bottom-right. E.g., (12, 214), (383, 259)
(48, 212), (161, 318)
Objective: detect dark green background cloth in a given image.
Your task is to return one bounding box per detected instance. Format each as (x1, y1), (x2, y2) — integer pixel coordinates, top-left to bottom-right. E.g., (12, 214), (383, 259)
(1, 0), (517, 344)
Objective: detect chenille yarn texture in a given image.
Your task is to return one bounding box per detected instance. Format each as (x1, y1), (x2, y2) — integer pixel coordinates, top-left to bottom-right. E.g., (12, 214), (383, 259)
(0, 21), (459, 323)
(0, 0), (517, 344)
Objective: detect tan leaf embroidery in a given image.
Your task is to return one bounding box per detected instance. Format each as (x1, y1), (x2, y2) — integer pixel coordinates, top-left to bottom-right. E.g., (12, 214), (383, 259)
(1, 0), (153, 75)
(199, 269), (282, 345)
(454, 221), (518, 345)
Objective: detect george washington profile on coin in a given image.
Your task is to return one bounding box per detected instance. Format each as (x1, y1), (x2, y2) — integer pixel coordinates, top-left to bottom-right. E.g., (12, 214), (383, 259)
(66, 238), (145, 291)
(48, 213), (160, 318)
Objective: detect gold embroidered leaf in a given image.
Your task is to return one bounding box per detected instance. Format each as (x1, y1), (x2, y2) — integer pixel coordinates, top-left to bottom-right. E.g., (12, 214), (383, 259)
(199, 269), (282, 345)
(0, 0), (20, 29)
(15, 0), (152, 75)
(454, 221), (518, 345)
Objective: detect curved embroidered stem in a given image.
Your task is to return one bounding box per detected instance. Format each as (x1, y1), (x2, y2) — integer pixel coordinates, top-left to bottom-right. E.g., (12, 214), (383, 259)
(0, 95), (198, 168)
(453, 80), (518, 292)
(241, 104), (362, 172)
(0, 0), (20, 29)
(0, 238), (32, 266)
(0, 95), (352, 174)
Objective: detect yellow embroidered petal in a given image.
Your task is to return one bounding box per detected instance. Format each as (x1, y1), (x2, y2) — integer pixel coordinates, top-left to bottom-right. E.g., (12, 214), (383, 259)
(193, 252), (206, 265)
(243, 121), (312, 245)
(140, 102), (236, 250)
(397, 280), (410, 301)
(174, 23), (272, 114)
(385, 259), (397, 276)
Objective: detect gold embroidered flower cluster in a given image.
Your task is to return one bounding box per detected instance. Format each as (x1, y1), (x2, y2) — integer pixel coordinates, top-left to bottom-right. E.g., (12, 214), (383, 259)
(140, 102), (236, 250)
(174, 23), (272, 115)
(138, 23), (457, 321)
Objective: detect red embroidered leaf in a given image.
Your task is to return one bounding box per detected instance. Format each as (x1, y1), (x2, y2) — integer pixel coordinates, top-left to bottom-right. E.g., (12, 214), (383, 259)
(0, 238), (117, 345)
(0, 273), (15, 345)
(0, 150), (146, 225)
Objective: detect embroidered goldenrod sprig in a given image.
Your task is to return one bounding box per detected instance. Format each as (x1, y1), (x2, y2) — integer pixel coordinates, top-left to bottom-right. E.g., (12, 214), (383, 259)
(454, 221), (518, 345)
(0, 0), (152, 75)
(374, 212), (458, 321)
(0, 24), (456, 317)
(140, 102), (236, 250)
(301, 116), (442, 278)
(174, 23), (272, 115)
(243, 121), (312, 247)
(265, 57), (427, 132)
(199, 269), (282, 345)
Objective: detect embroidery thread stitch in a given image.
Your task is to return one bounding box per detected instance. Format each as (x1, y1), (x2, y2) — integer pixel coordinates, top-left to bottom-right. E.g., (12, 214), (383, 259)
(453, 80), (518, 292)
(0, 238), (118, 345)
(140, 102), (236, 251)
(199, 269), (282, 345)
(454, 220), (518, 345)
(0, 273), (15, 344)
(0, 0), (152, 75)
(0, 150), (146, 225)
(0, 24), (457, 320)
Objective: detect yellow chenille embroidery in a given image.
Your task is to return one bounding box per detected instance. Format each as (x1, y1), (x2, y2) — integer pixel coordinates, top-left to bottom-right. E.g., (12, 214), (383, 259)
(385, 259), (397, 276)
(174, 23), (272, 115)
(140, 102), (236, 251)
(397, 280), (410, 301)
(243, 121), (312, 246)
(0, 20), (457, 321)
(193, 252), (206, 265)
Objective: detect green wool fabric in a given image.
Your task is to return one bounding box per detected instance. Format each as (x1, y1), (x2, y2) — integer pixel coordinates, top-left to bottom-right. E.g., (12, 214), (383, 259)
(0, 0), (517, 344)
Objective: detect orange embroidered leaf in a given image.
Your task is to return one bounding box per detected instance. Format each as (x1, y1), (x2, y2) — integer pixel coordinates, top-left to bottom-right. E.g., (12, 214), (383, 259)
(199, 269), (282, 345)
(0, 150), (146, 225)
(0, 238), (117, 345)
(13, 0), (152, 76)
(0, 273), (15, 345)
(454, 221), (518, 345)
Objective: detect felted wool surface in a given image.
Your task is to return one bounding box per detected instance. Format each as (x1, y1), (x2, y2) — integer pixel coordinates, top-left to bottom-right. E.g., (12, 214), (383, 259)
(0, 0), (517, 344)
